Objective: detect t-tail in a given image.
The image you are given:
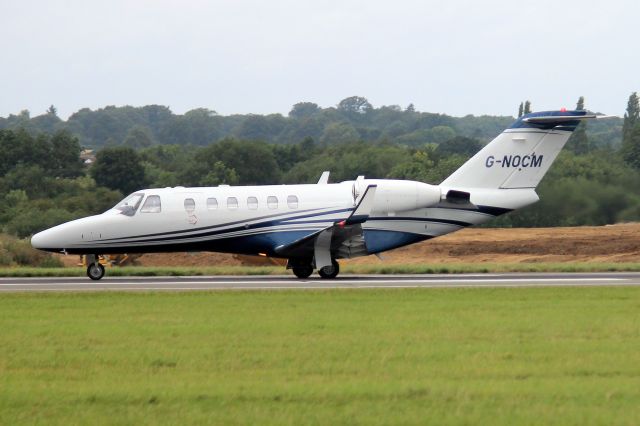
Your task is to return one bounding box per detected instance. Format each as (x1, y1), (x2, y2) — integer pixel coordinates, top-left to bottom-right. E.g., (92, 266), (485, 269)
(439, 110), (600, 214)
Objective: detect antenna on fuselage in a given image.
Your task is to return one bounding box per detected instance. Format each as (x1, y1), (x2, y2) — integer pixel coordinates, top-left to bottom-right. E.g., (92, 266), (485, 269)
(317, 171), (330, 184)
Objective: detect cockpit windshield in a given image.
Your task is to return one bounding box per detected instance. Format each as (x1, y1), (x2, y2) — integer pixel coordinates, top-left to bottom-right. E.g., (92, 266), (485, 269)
(114, 193), (145, 216)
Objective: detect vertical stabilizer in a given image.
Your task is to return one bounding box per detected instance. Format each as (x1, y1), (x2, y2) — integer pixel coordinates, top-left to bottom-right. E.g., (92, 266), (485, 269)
(441, 110), (596, 190)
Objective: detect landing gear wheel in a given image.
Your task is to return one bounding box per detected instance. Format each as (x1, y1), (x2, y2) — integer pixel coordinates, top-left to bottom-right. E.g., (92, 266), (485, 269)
(292, 264), (313, 279)
(318, 260), (339, 279)
(87, 263), (105, 280)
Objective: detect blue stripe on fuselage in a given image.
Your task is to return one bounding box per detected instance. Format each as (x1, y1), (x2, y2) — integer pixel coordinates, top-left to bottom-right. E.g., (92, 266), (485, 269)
(363, 230), (431, 254)
(98, 207), (351, 244)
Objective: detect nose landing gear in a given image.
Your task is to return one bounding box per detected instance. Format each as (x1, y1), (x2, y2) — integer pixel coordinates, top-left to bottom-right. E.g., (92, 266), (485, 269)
(85, 254), (105, 280)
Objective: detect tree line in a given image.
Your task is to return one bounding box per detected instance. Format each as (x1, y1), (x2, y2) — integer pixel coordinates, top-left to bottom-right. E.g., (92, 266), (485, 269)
(0, 93), (639, 238)
(0, 96), (623, 151)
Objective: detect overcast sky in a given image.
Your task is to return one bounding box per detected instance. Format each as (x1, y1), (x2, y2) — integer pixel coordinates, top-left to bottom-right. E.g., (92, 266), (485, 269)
(1, 0), (637, 119)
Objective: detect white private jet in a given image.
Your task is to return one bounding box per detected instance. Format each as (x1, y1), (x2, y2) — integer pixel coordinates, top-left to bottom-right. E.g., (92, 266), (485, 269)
(32, 110), (602, 280)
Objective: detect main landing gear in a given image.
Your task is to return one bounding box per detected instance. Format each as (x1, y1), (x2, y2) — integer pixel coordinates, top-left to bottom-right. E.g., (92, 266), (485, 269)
(86, 254), (105, 280)
(288, 259), (340, 279)
(318, 260), (340, 279)
(292, 263), (313, 279)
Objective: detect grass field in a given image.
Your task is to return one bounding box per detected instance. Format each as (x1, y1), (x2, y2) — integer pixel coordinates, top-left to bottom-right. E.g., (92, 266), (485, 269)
(2, 261), (640, 277)
(1, 287), (640, 425)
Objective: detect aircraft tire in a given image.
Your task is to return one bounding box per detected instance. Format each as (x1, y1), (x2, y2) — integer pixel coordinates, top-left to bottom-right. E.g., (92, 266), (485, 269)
(318, 260), (339, 279)
(292, 264), (313, 279)
(87, 263), (105, 280)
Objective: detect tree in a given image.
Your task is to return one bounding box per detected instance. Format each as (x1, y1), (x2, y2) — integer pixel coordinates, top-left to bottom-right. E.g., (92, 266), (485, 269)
(337, 96), (373, 115)
(141, 105), (173, 134)
(622, 93), (640, 169)
(622, 124), (640, 169)
(104, 137), (118, 148)
(622, 92), (639, 146)
(50, 130), (84, 178)
(388, 148), (467, 184)
(201, 161), (239, 186)
(320, 122), (360, 145)
(289, 102), (320, 119)
(523, 100), (532, 114)
(0, 129), (51, 175)
(388, 150), (436, 182)
(47, 105), (57, 116)
(197, 139), (281, 185)
(31, 111), (62, 134)
(406, 103), (416, 113)
(123, 126), (154, 149)
(518, 102), (524, 118)
(1, 165), (49, 198)
(0, 129), (22, 175)
(90, 146), (147, 194)
(301, 136), (316, 153)
(278, 115), (324, 144)
(234, 115), (273, 141)
(382, 121), (409, 139)
(435, 136), (482, 157)
(183, 108), (222, 144)
(160, 108), (221, 146)
(426, 126), (456, 144)
(394, 129), (430, 146)
(568, 96), (589, 154)
(66, 106), (131, 147)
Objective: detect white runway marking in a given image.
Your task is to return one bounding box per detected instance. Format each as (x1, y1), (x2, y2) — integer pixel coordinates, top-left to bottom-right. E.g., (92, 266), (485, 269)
(0, 274), (637, 292)
(0, 278), (623, 287)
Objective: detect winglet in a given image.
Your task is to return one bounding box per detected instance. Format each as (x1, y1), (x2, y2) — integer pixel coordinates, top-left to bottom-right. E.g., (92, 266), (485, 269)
(343, 185), (377, 225)
(317, 171), (330, 184)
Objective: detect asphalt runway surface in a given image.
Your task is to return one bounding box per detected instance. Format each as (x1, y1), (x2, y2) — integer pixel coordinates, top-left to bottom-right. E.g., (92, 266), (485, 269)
(1, 272), (640, 292)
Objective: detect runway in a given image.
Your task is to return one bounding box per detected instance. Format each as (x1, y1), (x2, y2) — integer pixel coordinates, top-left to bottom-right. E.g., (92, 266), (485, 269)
(1, 272), (640, 292)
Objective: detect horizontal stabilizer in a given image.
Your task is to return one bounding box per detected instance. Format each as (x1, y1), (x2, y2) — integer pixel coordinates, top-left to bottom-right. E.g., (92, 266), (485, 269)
(522, 114), (597, 124)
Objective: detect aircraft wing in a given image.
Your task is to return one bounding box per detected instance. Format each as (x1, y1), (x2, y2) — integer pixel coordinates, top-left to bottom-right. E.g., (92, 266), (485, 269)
(274, 185), (377, 265)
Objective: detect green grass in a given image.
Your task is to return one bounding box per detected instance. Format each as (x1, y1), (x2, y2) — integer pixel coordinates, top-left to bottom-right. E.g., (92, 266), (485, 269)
(1, 288), (640, 425)
(2, 262), (640, 277)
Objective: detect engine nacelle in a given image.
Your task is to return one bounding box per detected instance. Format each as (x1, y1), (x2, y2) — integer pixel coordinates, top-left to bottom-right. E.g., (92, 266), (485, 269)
(362, 179), (441, 214)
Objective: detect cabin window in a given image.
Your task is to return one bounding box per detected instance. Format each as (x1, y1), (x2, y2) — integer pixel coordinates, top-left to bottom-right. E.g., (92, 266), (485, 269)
(184, 198), (195, 213)
(267, 196), (278, 209)
(227, 197), (238, 209)
(247, 196), (258, 210)
(207, 197), (218, 210)
(287, 195), (299, 209)
(140, 195), (162, 213)
(115, 192), (144, 216)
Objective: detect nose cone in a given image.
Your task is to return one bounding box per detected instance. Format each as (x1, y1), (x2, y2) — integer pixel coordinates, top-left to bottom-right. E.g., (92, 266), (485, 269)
(31, 229), (58, 251)
(31, 215), (107, 252)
